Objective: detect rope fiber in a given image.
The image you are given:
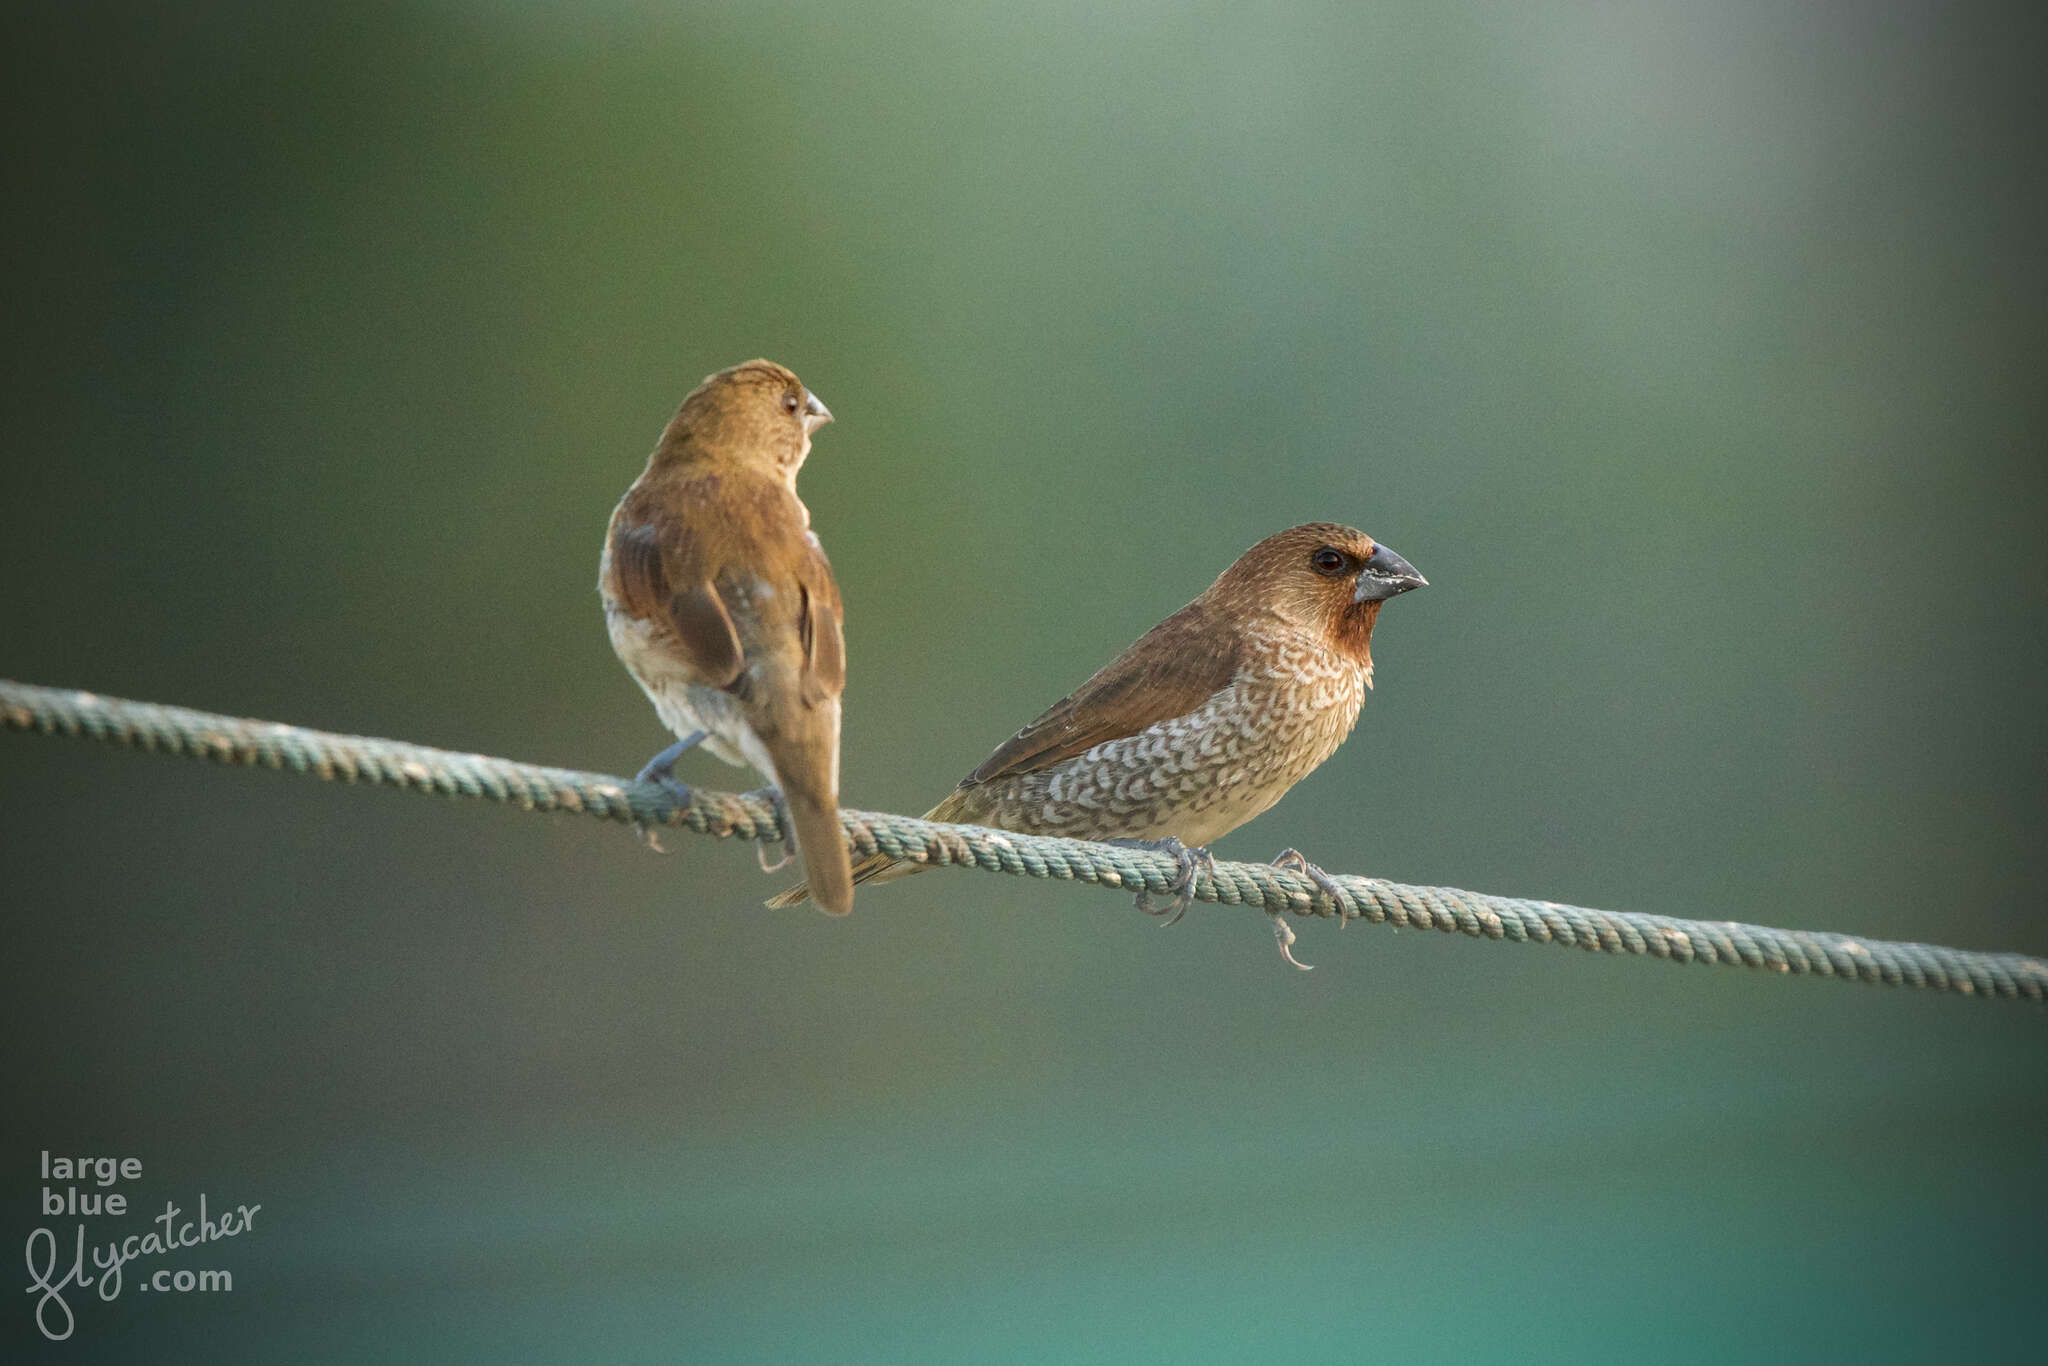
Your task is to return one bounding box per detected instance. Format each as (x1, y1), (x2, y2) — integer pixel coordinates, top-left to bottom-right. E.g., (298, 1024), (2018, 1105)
(4, 678), (2043, 1003)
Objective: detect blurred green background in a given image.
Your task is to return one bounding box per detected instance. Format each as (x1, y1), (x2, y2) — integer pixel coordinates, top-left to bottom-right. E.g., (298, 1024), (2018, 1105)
(4, 1), (2044, 1361)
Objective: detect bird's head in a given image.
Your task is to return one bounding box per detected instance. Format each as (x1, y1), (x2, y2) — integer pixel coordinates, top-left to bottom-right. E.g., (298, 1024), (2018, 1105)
(663, 358), (833, 476)
(1214, 522), (1426, 663)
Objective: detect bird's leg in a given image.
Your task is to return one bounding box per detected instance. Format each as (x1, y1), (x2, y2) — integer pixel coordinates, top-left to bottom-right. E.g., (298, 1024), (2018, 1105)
(1271, 847), (1349, 921)
(1103, 836), (1215, 926)
(632, 731), (705, 852)
(1268, 847), (1348, 970)
(743, 787), (796, 873)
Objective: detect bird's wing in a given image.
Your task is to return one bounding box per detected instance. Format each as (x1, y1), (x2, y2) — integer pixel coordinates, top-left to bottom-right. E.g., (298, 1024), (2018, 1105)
(688, 486), (843, 710)
(712, 493), (851, 912)
(607, 513), (746, 690)
(961, 602), (1242, 786)
(793, 532), (845, 707)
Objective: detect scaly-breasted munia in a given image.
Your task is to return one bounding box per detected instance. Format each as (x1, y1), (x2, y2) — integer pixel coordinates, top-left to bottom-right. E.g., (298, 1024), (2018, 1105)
(600, 359), (856, 914)
(768, 523), (1424, 954)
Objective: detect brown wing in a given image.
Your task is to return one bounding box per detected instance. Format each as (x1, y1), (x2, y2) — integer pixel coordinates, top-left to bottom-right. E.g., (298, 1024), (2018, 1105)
(609, 471), (843, 707)
(961, 600), (1243, 787)
(714, 502), (849, 913)
(794, 533), (846, 706)
(607, 514), (745, 689)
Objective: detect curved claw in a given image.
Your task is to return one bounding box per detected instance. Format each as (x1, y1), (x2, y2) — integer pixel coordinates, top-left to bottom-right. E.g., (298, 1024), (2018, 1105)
(743, 786), (796, 875)
(1110, 837), (1214, 927)
(1271, 848), (1346, 970)
(1271, 913), (1314, 971)
(635, 775), (695, 854)
(1135, 886), (1192, 926)
(1272, 847), (1349, 924)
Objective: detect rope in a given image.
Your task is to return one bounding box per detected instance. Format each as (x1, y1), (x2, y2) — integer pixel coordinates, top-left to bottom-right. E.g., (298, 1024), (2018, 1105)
(4, 678), (2043, 1003)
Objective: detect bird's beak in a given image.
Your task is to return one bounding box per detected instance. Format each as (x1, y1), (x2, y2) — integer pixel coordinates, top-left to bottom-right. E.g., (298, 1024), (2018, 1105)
(1354, 543), (1427, 602)
(802, 390), (832, 435)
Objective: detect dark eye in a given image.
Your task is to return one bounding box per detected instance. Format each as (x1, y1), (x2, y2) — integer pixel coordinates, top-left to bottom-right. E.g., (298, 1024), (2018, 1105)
(1310, 547), (1347, 575)
(782, 392), (801, 414)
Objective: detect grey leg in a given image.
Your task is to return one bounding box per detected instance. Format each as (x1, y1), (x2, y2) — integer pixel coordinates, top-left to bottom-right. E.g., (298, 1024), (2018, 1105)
(1103, 836), (1215, 926)
(633, 731), (705, 850)
(1268, 847), (1350, 971)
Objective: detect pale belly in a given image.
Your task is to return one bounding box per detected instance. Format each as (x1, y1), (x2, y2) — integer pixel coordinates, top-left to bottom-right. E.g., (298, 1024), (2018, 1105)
(605, 604), (780, 785)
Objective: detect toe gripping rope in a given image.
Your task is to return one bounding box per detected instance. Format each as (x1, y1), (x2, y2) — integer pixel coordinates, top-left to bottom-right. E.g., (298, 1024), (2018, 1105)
(3, 678), (2043, 1003)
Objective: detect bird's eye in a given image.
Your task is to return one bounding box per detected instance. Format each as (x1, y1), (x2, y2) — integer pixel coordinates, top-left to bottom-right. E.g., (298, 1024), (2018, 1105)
(1311, 547), (1347, 575)
(782, 392), (801, 415)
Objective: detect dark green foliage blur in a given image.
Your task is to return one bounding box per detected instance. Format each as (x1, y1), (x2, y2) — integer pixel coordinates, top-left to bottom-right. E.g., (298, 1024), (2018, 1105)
(3, 3), (2043, 1361)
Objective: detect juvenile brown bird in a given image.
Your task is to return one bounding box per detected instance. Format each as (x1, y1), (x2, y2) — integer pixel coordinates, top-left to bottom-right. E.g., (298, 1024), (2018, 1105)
(767, 523), (1424, 953)
(600, 359), (856, 914)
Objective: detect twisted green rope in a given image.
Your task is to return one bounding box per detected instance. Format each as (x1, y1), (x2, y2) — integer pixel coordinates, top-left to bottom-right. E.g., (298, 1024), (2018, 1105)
(4, 678), (2043, 1003)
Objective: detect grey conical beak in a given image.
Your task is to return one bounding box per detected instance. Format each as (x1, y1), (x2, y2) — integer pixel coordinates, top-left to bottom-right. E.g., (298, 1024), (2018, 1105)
(1353, 543), (1427, 602)
(802, 391), (832, 431)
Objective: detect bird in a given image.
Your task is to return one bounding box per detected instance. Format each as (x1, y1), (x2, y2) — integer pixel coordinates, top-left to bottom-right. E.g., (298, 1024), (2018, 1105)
(766, 522), (1425, 958)
(600, 358), (856, 915)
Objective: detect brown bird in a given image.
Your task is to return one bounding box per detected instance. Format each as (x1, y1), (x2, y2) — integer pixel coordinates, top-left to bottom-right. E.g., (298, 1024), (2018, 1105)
(767, 523), (1424, 957)
(600, 359), (856, 914)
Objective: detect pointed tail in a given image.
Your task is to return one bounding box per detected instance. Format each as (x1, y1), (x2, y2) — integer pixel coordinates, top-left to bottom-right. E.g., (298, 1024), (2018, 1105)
(783, 787), (855, 915)
(766, 789), (975, 909)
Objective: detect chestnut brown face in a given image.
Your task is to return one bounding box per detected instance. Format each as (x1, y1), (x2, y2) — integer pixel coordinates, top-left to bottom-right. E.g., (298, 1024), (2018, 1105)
(1217, 522), (1426, 633)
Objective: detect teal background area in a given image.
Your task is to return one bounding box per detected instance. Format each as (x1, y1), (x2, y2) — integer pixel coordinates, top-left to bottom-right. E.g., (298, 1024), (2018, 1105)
(3, 2), (2044, 1360)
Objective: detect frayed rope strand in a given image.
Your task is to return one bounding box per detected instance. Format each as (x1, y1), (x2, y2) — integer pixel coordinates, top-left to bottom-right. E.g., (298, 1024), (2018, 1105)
(4, 678), (2043, 1004)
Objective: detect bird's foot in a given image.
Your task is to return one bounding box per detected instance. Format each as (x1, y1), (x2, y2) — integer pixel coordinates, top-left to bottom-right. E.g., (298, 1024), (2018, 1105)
(632, 733), (704, 853)
(1271, 847), (1349, 924)
(1268, 848), (1348, 970)
(743, 787), (796, 873)
(1270, 912), (1314, 971)
(634, 774), (693, 853)
(1104, 836), (1214, 926)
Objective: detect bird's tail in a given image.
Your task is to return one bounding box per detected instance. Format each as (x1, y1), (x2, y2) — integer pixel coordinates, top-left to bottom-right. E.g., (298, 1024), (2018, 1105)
(765, 842), (930, 909)
(783, 787), (856, 915)
(766, 792), (964, 909)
